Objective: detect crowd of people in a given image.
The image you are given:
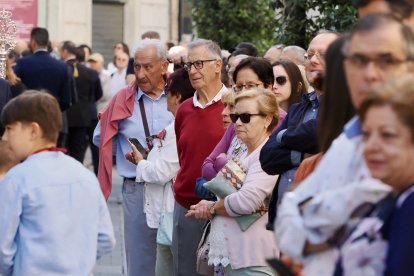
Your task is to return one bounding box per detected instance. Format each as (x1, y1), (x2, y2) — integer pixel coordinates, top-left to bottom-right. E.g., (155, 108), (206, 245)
(1, 0), (414, 275)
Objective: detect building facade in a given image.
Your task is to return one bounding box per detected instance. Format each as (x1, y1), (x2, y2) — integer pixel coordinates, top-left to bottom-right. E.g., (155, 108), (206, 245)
(5, 0), (192, 65)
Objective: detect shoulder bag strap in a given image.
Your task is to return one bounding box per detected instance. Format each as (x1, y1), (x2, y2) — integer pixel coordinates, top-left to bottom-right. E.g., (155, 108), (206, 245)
(138, 97), (153, 150)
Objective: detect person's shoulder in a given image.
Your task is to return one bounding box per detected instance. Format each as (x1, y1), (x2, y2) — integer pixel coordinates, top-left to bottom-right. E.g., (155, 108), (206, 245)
(0, 78), (8, 86)
(399, 187), (414, 211)
(176, 97), (194, 113)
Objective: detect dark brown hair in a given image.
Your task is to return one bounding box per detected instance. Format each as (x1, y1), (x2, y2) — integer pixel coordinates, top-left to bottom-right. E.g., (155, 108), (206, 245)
(30, 27), (49, 47)
(272, 59), (307, 109)
(167, 68), (195, 103)
(233, 57), (274, 89)
(318, 35), (355, 153)
(1, 91), (62, 142)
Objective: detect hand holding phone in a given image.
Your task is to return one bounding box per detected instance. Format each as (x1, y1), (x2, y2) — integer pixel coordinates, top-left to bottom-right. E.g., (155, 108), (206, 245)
(128, 138), (148, 160)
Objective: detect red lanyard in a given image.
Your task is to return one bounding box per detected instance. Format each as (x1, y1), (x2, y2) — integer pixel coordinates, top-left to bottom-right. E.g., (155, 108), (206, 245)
(32, 146), (67, 155)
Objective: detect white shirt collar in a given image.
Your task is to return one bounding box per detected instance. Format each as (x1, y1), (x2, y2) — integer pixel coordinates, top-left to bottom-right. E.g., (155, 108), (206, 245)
(192, 84), (226, 109)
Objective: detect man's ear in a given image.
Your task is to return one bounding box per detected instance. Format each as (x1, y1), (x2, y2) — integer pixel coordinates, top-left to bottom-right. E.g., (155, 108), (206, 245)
(215, 59), (223, 74)
(176, 94), (182, 105)
(161, 59), (169, 75)
(297, 82), (303, 93)
(29, 122), (43, 140)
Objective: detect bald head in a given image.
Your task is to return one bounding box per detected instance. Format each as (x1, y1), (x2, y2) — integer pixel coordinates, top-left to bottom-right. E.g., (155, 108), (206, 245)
(280, 46), (306, 66)
(264, 45), (284, 64)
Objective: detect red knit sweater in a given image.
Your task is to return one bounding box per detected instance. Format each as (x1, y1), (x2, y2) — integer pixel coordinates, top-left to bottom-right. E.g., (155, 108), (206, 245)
(174, 98), (225, 209)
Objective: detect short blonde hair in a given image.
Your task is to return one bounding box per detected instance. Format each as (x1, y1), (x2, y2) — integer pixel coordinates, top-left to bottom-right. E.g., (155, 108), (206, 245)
(234, 88), (279, 132)
(221, 89), (236, 107)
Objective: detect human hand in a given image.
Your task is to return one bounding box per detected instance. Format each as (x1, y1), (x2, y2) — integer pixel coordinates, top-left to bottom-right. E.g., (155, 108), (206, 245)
(125, 141), (144, 164)
(281, 256), (303, 276)
(186, 200), (215, 220)
(217, 153), (227, 159)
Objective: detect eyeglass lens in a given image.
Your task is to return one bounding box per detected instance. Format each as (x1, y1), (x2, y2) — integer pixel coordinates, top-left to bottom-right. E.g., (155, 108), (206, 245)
(229, 113), (261, 124)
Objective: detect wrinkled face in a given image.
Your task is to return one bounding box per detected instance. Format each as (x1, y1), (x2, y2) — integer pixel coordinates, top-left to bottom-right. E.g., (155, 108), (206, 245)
(2, 122), (33, 162)
(187, 45), (221, 90)
(305, 33), (338, 87)
(362, 105), (414, 192)
(233, 98), (271, 145)
(134, 46), (168, 94)
(221, 100), (235, 129)
(233, 68), (266, 94)
(344, 24), (413, 109)
(272, 65), (292, 107)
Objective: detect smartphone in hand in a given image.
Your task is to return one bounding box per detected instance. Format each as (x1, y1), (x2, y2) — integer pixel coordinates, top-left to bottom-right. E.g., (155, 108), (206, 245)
(128, 138), (148, 159)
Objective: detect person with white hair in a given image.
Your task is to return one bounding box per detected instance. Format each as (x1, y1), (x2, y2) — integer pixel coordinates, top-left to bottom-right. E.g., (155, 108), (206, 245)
(93, 38), (174, 276)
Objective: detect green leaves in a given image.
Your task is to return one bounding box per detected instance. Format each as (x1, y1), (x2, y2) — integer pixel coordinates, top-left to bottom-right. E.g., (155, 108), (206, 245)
(275, 0), (358, 47)
(190, 0), (357, 54)
(190, 0), (277, 55)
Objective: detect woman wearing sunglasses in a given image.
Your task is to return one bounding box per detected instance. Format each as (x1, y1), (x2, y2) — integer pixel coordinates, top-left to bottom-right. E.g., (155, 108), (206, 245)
(188, 88), (280, 275)
(201, 57), (287, 182)
(271, 59), (307, 112)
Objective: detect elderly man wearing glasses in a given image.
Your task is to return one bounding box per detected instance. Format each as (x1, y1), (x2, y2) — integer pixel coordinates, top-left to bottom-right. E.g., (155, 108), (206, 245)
(173, 38), (227, 276)
(260, 30), (338, 230)
(93, 38), (174, 276)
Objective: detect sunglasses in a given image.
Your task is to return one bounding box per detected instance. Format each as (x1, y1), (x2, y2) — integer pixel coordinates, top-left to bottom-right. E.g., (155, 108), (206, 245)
(275, 76), (287, 86)
(229, 113), (264, 124)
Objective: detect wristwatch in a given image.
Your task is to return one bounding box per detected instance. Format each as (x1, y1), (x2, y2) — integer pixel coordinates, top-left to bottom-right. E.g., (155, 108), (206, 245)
(209, 203), (216, 218)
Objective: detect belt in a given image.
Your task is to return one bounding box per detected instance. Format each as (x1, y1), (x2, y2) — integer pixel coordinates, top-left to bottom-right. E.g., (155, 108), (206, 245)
(123, 177), (136, 182)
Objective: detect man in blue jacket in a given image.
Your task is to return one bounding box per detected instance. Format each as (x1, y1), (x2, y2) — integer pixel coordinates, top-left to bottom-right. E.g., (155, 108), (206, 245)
(260, 31), (338, 230)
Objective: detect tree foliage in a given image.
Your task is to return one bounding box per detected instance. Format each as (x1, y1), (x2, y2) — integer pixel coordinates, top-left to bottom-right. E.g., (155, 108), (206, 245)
(190, 0), (277, 55)
(190, 0), (358, 54)
(275, 0), (358, 47)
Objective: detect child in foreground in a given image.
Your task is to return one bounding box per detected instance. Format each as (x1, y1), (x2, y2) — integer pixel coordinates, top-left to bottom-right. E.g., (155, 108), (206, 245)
(0, 91), (115, 276)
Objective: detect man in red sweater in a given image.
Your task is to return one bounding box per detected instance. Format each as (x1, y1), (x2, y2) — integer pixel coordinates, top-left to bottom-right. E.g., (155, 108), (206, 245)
(173, 39), (226, 275)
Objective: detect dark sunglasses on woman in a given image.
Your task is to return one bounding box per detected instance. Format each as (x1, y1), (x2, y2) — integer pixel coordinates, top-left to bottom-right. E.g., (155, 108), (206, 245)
(275, 76), (287, 86)
(230, 113), (264, 124)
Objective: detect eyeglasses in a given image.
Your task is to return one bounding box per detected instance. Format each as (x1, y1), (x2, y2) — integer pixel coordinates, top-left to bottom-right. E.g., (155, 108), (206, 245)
(183, 59), (216, 71)
(275, 76), (287, 86)
(344, 53), (413, 70)
(229, 113), (264, 124)
(232, 82), (263, 93)
(304, 51), (325, 61)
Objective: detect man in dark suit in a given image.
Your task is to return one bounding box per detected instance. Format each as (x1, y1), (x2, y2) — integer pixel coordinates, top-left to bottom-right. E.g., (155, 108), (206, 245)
(14, 27), (72, 111)
(14, 27), (73, 147)
(59, 41), (102, 162)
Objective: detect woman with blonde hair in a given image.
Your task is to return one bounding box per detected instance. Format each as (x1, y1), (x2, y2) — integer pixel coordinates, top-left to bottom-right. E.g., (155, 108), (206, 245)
(188, 88), (280, 275)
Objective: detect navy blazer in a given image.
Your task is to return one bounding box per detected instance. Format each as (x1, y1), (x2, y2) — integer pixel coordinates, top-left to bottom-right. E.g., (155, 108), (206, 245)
(0, 79), (12, 134)
(14, 51), (72, 111)
(260, 92), (321, 175)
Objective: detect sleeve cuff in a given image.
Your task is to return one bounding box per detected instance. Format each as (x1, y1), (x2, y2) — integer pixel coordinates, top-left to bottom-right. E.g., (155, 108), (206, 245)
(276, 129), (287, 143)
(224, 196), (243, 217)
(135, 160), (148, 182)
